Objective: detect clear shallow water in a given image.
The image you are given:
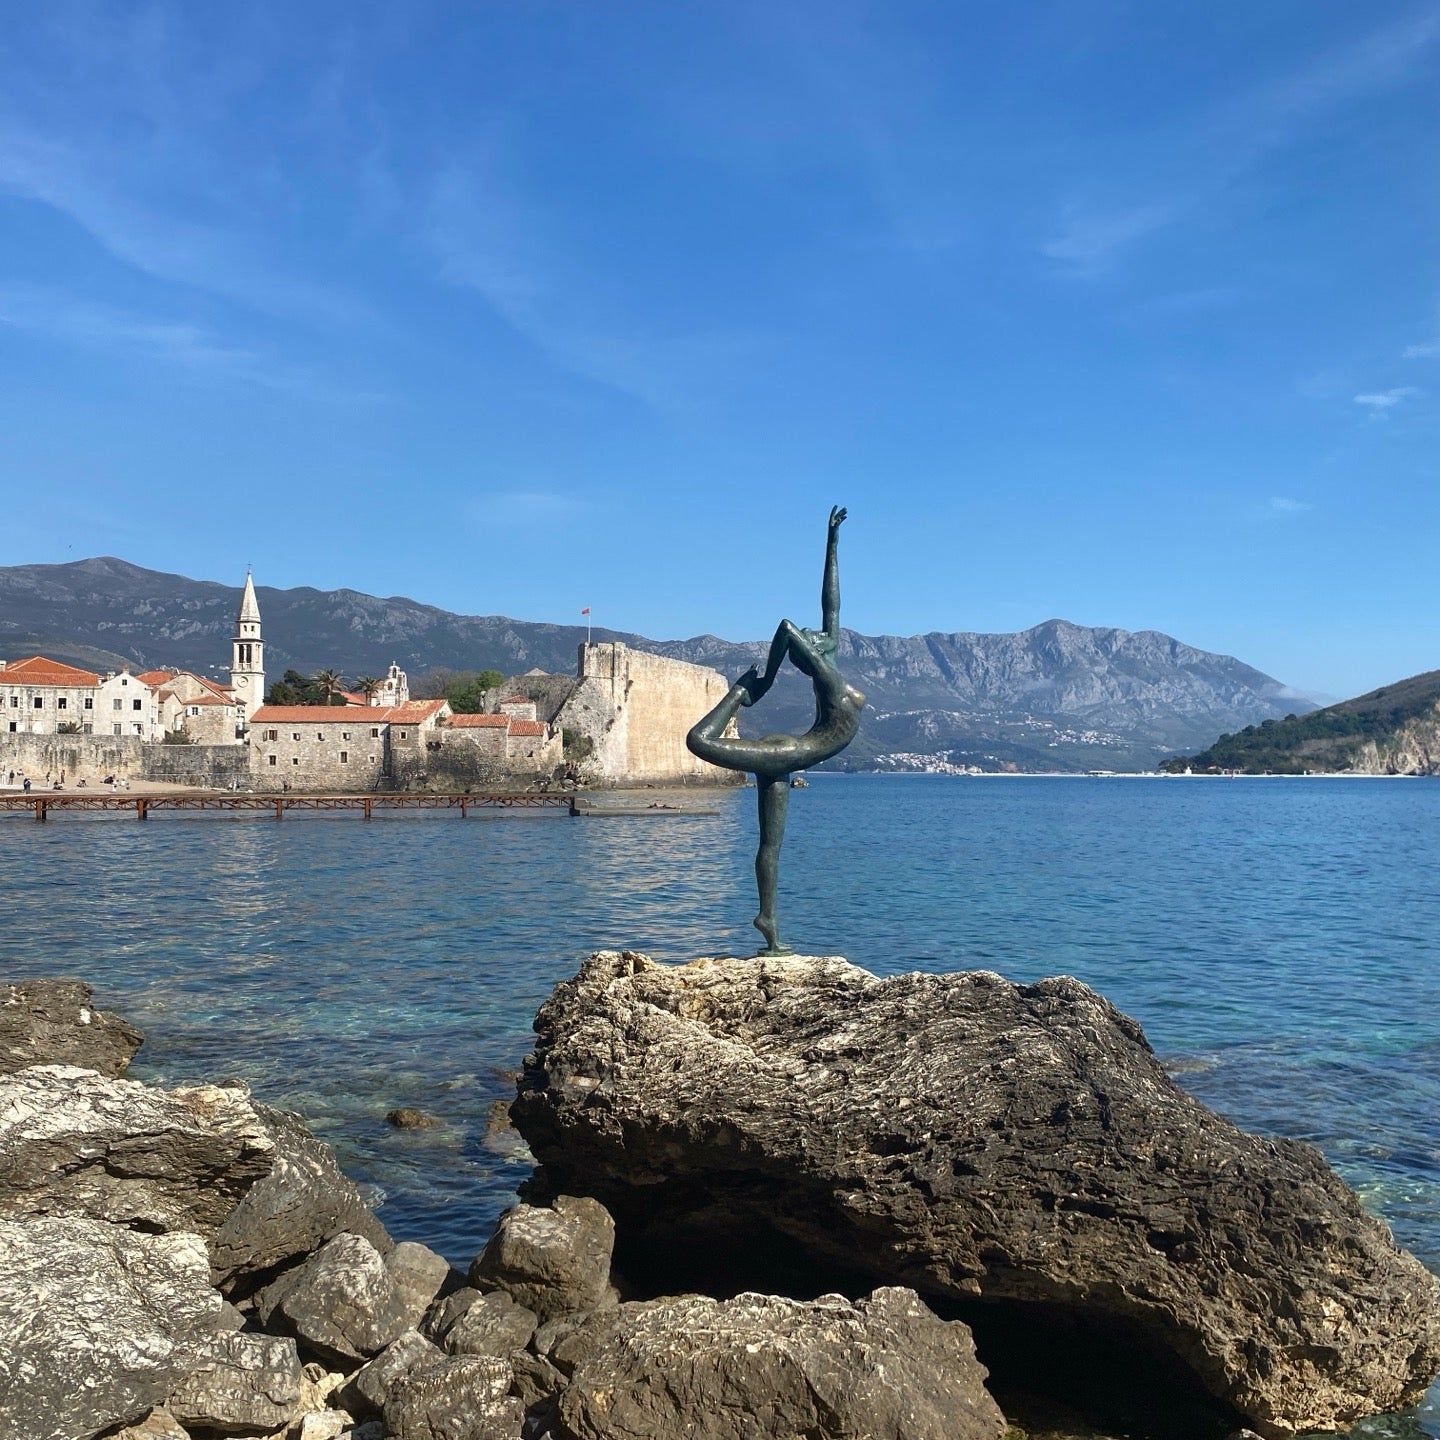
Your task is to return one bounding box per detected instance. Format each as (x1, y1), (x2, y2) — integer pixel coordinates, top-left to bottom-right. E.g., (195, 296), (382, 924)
(3, 775), (1439, 1434)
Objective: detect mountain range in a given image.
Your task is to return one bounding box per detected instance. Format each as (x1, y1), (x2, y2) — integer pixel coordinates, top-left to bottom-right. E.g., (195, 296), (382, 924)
(0, 557), (1312, 771)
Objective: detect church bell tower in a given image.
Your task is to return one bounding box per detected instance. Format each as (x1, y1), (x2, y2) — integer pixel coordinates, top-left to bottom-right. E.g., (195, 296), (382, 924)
(231, 570), (265, 722)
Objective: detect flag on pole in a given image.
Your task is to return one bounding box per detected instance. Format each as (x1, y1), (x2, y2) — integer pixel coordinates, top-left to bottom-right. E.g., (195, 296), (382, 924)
(580, 607), (591, 615)
(581, 607), (592, 645)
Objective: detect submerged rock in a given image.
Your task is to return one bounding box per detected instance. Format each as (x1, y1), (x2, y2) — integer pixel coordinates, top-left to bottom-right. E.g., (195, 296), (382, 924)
(513, 951), (1440, 1437)
(550, 1286), (1005, 1440)
(210, 1102), (392, 1290)
(0, 1216), (222, 1440)
(0, 1065), (273, 1235)
(0, 979), (144, 1077)
(469, 1196), (614, 1323)
(385, 1107), (440, 1130)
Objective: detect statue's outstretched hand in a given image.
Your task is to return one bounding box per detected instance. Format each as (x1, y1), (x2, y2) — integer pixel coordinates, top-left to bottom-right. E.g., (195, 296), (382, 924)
(829, 505), (847, 531)
(737, 665), (770, 707)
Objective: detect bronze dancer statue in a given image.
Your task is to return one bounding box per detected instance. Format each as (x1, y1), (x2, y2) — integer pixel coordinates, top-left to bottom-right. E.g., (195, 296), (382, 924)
(687, 506), (865, 955)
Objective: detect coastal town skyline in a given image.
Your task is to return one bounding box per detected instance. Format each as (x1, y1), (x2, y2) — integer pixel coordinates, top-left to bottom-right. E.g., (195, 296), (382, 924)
(3, 4), (1439, 699)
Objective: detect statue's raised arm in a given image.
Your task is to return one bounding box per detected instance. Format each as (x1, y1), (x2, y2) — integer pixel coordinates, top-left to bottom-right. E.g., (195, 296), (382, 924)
(822, 505), (845, 644)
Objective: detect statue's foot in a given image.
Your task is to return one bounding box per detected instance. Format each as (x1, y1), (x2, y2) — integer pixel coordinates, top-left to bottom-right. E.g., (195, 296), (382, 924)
(753, 914), (792, 956)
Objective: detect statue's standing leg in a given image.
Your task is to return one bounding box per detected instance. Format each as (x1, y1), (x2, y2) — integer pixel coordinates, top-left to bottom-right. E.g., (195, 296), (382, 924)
(754, 773), (792, 956)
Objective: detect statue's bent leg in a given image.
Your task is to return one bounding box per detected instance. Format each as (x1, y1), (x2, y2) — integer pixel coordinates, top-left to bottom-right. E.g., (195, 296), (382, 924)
(754, 774), (792, 955)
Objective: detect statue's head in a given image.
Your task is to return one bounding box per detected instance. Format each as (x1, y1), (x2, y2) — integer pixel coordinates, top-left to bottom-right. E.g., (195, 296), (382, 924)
(791, 626), (837, 676)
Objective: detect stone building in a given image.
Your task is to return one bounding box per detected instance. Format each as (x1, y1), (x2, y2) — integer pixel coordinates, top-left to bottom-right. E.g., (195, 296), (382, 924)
(93, 671), (163, 740)
(1, 656), (103, 734)
(248, 699), (449, 790)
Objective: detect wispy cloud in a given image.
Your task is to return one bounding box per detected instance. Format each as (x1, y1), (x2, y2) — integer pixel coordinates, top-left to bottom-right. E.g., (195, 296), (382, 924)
(468, 490), (592, 529)
(1403, 338), (1440, 359)
(1354, 386), (1421, 409)
(1041, 203), (1178, 271)
(1269, 496), (1313, 514)
(0, 285), (383, 402)
(423, 162), (756, 409)
(1042, 9), (1440, 273)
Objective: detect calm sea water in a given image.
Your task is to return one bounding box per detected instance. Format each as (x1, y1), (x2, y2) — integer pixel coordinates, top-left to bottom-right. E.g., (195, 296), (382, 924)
(4, 775), (1439, 1433)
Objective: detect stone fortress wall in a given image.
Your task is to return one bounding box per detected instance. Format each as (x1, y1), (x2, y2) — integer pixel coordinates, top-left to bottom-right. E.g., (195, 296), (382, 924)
(0, 733), (248, 788)
(554, 643), (739, 786)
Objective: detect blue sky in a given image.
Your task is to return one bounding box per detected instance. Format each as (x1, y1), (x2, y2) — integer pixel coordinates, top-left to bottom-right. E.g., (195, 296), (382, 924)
(1, 2), (1437, 698)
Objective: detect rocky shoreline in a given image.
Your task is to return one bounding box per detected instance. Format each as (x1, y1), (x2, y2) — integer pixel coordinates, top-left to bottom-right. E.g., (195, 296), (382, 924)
(2, 961), (1438, 1440)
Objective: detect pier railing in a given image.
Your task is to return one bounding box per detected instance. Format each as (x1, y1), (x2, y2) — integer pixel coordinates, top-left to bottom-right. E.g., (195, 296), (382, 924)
(0, 792), (577, 821)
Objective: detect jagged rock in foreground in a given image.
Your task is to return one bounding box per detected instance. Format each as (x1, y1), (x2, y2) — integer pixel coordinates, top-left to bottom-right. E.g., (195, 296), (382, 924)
(165, 1330), (304, 1434)
(209, 1101), (393, 1289)
(547, 1287), (1006, 1440)
(0, 979), (144, 1077)
(0, 1064), (273, 1234)
(0, 1216), (222, 1440)
(513, 951), (1440, 1437)
(470, 1195), (615, 1322)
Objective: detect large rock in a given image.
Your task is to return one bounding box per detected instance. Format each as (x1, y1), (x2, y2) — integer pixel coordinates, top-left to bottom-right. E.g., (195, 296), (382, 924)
(550, 1287), (1005, 1440)
(514, 951), (1440, 1437)
(166, 1331), (304, 1435)
(0, 1065), (273, 1234)
(0, 1216), (222, 1440)
(469, 1196), (614, 1322)
(0, 979), (144, 1077)
(387, 1240), (452, 1329)
(210, 1102), (391, 1290)
(256, 1232), (410, 1364)
(341, 1329), (444, 1418)
(381, 1355), (522, 1440)
(442, 1289), (538, 1358)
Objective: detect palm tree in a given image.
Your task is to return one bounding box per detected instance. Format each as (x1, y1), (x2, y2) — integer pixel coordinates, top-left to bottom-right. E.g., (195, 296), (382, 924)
(355, 676), (381, 705)
(313, 668), (344, 706)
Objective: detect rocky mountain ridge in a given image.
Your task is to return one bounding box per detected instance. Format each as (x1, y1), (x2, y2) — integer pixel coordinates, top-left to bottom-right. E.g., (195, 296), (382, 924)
(1166, 669), (1440, 775)
(0, 556), (1311, 771)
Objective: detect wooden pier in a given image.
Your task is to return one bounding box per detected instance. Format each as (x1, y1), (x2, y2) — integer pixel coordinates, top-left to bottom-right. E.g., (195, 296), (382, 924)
(0, 791), (578, 822)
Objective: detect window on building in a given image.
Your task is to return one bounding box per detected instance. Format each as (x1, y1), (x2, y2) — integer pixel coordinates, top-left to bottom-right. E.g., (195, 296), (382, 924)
(113, 699), (123, 711)
(342, 731), (351, 741)
(292, 732), (300, 741)
(132, 699), (142, 711)
(190, 706), (200, 716)
(268, 755), (277, 766)
(316, 731), (324, 741)
(8, 697), (16, 707)
(266, 729), (278, 741)
(58, 698), (67, 710)
(339, 751), (349, 764)
(33, 697), (43, 708)
(84, 698), (92, 710)
(133, 724), (142, 735)
(121, 677), (128, 686)
(292, 757), (299, 765)
(112, 724), (122, 736)
(368, 754), (375, 763)
(7, 722), (14, 733)
(371, 727), (379, 738)
(400, 729), (409, 739)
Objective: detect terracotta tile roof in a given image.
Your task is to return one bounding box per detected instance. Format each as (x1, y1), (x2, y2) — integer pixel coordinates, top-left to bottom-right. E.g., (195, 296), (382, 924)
(250, 699), (447, 726)
(137, 669), (176, 688)
(251, 705), (370, 724)
(376, 699), (447, 724)
(0, 655), (101, 687)
(185, 695), (230, 707)
(194, 675), (236, 700)
(447, 713), (510, 728)
(509, 719), (548, 737)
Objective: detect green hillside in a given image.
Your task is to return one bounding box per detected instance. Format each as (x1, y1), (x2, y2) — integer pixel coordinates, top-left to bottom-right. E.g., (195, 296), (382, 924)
(1164, 670), (1440, 774)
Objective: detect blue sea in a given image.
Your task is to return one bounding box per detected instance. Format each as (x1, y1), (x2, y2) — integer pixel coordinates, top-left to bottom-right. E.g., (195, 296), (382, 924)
(4, 774), (1439, 1435)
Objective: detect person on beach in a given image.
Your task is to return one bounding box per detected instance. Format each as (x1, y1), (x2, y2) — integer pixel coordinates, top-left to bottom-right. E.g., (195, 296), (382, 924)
(686, 505), (865, 955)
